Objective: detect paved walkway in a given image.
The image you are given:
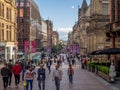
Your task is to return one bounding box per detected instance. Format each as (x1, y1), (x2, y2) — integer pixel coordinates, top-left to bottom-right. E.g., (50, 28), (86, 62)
(0, 62), (119, 90)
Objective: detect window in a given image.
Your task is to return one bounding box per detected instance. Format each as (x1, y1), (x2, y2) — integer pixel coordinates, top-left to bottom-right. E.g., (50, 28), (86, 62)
(1, 4), (4, 17)
(10, 9), (11, 20)
(10, 31), (11, 41)
(7, 31), (9, 41)
(119, 0), (120, 20)
(2, 23), (4, 28)
(112, 0), (115, 21)
(6, 25), (8, 29)
(2, 29), (4, 41)
(102, 3), (108, 15)
(6, 8), (9, 19)
(1, 23), (4, 41)
(0, 3), (1, 16)
(20, 8), (24, 17)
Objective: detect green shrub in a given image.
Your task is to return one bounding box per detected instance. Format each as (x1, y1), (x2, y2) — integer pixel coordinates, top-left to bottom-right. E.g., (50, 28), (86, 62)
(97, 65), (109, 75)
(87, 62), (110, 75)
(87, 61), (95, 68)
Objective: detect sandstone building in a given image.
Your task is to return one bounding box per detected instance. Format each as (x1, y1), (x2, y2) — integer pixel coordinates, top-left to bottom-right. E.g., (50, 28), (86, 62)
(0, 0), (17, 62)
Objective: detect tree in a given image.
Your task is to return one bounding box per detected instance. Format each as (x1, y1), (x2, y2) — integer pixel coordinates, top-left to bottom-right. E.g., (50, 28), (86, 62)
(52, 44), (62, 54)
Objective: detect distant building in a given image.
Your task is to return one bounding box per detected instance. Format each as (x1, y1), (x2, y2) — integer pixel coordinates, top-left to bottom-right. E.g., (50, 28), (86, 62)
(46, 20), (53, 49)
(52, 31), (59, 46)
(41, 19), (47, 48)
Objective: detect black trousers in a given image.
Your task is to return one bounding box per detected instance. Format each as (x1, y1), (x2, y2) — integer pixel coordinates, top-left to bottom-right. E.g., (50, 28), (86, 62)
(14, 75), (20, 86)
(38, 79), (45, 90)
(69, 75), (73, 83)
(55, 77), (60, 90)
(2, 77), (8, 88)
(47, 66), (51, 74)
(8, 73), (12, 86)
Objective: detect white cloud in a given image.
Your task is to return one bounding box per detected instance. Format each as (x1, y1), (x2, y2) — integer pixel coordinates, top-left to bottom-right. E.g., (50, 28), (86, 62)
(54, 27), (72, 41)
(57, 27), (72, 33)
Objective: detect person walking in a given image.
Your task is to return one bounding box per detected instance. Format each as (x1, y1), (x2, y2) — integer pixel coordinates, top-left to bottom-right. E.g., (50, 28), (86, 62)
(12, 61), (22, 88)
(7, 60), (13, 86)
(24, 66), (35, 90)
(46, 58), (52, 74)
(37, 64), (46, 90)
(67, 65), (74, 83)
(21, 60), (26, 81)
(1, 63), (10, 90)
(52, 64), (63, 90)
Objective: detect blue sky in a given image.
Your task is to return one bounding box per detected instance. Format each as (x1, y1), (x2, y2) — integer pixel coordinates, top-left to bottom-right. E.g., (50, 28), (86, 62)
(35, 0), (90, 41)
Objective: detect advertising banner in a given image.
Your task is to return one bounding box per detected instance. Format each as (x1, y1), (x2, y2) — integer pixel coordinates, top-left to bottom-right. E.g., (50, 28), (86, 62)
(24, 41), (29, 53)
(32, 41), (36, 53)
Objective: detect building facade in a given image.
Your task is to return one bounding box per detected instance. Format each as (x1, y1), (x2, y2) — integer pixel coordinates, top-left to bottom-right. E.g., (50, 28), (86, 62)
(68, 0), (90, 55)
(46, 20), (53, 52)
(78, 0), (90, 55)
(16, 0), (41, 55)
(87, 0), (109, 53)
(52, 31), (59, 46)
(106, 0), (120, 72)
(41, 19), (47, 48)
(0, 0), (17, 62)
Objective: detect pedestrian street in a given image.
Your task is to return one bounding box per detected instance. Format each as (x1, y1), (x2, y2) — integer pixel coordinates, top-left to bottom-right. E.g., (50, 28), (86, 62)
(0, 63), (117, 90)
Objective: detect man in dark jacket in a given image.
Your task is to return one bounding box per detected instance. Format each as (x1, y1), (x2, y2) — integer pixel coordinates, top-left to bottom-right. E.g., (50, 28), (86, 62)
(7, 60), (13, 86)
(1, 63), (10, 89)
(37, 64), (46, 90)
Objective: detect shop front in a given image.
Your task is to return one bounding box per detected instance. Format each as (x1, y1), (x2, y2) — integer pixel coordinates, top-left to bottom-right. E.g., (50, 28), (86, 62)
(0, 42), (6, 61)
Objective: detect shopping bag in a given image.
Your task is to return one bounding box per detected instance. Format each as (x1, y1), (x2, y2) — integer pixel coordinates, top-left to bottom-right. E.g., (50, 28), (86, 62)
(23, 80), (27, 87)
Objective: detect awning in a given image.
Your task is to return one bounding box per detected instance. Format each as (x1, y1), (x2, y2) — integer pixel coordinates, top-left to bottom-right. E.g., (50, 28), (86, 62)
(90, 48), (120, 55)
(17, 51), (24, 55)
(90, 50), (102, 55)
(100, 48), (120, 54)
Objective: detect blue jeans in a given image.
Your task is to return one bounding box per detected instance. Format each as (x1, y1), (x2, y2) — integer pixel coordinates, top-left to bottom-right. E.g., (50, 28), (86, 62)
(26, 80), (33, 90)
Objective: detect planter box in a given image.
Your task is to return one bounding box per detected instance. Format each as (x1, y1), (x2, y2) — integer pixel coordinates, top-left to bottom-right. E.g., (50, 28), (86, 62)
(98, 71), (111, 82)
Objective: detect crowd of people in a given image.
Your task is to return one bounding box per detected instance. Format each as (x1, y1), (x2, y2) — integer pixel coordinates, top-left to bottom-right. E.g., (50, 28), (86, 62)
(0, 52), (88, 90)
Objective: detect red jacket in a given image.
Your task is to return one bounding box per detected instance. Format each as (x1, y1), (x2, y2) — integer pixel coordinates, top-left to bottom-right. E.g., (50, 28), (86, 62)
(12, 64), (22, 75)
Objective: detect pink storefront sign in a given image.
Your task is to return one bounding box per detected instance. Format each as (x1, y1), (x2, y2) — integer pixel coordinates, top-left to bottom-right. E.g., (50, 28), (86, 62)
(32, 41), (36, 53)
